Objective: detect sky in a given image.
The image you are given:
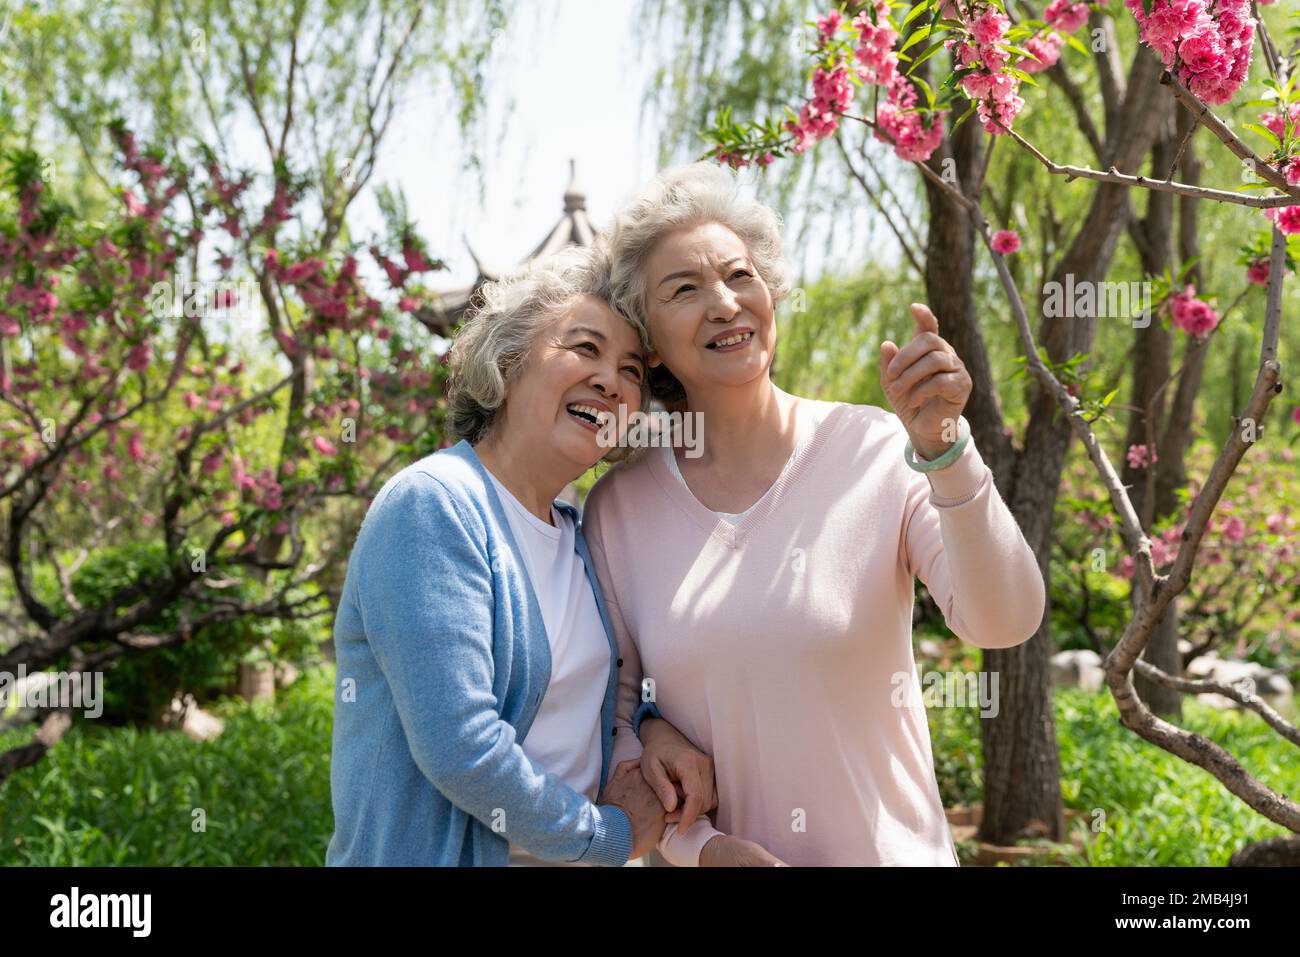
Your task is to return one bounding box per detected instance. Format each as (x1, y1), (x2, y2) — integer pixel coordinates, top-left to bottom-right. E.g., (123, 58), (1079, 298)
(349, 0), (903, 295)
(360, 0), (670, 290)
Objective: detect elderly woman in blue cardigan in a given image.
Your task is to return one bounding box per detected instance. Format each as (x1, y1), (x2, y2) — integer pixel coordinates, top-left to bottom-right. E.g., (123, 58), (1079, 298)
(326, 247), (716, 866)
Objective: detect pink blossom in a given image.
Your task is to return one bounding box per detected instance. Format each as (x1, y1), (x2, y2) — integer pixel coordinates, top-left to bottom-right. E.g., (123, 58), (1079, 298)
(402, 244), (435, 274)
(971, 9), (1009, 46)
(1222, 515), (1246, 543)
(1260, 104), (1300, 140)
(280, 258), (324, 284)
(1020, 33), (1063, 74)
(123, 191), (146, 217)
(1126, 443), (1157, 469)
(1167, 285), (1219, 338)
(1292, 407), (1300, 425)
(201, 447), (225, 475)
(1265, 205), (1300, 236)
(816, 10), (843, 43)
(1044, 0), (1090, 34)
(312, 435), (338, 456)
(126, 341), (152, 371)
(0, 314), (18, 337)
(127, 432), (145, 462)
(1246, 258), (1270, 286)
(991, 230), (1021, 254)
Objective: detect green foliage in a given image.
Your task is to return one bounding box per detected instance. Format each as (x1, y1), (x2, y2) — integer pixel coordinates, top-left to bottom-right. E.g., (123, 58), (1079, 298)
(0, 667), (334, 865)
(40, 542), (323, 724)
(928, 686), (1300, 866)
(3, 667), (1293, 865)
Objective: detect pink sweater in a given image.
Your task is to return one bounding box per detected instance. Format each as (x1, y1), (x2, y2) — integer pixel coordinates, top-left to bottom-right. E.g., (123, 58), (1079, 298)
(582, 398), (1044, 866)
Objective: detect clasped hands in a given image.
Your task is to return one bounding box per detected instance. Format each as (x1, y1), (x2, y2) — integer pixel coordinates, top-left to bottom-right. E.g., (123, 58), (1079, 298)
(599, 717), (785, 866)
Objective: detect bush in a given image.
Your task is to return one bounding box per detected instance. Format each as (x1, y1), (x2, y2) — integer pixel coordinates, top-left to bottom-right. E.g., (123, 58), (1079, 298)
(42, 542), (324, 725)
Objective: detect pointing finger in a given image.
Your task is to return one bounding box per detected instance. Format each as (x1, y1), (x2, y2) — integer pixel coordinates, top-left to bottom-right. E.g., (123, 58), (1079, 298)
(910, 302), (939, 337)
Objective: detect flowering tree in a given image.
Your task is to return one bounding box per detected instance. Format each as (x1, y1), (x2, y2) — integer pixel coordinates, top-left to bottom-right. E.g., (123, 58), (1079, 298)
(0, 0), (506, 785)
(656, 0), (1299, 848)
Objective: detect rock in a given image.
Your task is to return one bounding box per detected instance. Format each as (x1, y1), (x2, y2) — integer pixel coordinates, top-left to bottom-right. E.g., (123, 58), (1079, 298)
(181, 704), (224, 742)
(1183, 656), (1295, 719)
(1050, 649), (1105, 693)
(163, 693), (225, 742)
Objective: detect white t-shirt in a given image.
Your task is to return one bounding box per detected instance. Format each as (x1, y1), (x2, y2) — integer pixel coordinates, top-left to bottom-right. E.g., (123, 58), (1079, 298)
(485, 471), (611, 864)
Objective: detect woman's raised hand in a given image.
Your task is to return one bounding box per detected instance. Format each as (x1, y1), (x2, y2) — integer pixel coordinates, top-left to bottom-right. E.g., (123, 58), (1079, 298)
(879, 303), (973, 460)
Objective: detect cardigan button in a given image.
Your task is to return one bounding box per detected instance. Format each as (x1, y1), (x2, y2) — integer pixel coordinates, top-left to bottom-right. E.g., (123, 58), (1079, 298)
(616, 658), (624, 668)
(611, 727), (618, 737)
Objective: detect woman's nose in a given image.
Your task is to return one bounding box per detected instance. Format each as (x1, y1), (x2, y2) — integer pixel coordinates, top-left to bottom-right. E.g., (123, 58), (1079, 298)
(707, 281), (741, 320)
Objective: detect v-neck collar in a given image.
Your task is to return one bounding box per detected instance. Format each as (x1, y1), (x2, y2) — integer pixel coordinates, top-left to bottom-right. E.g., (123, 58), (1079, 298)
(646, 400), (841, 548)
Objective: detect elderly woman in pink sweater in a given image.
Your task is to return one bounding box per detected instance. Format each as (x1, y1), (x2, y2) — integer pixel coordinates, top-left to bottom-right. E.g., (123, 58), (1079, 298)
(581, 163), (1046, 867)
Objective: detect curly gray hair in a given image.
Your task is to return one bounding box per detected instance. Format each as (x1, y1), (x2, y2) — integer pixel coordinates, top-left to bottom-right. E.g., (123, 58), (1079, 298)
(604, 162), (793, 404)
(446, 244), (649, 461)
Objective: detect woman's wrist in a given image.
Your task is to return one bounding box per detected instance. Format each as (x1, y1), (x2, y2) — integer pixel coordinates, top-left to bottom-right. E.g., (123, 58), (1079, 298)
(699, 833), (728, 867)
(638, 716), (667, 745)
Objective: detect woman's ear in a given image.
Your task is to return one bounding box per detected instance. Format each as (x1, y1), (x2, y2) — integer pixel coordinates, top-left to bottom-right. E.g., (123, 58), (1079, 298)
(647, 352), (663, 369)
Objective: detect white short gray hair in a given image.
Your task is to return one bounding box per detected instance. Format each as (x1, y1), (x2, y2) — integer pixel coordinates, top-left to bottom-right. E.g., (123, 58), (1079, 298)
(446, 245), (649, 457)
(605, 162), (793, 403)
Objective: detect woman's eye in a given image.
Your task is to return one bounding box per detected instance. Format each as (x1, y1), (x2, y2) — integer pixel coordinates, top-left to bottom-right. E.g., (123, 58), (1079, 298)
(729, 269), (752, 281)
(578, 341), (598, 353)
(672, 284), (695, 298)
(623, 366), (644, 380)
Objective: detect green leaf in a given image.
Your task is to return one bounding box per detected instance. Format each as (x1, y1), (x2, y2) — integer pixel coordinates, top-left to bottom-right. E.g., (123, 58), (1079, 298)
(1063, 31), (1091, 56)
(905, 37), (949, 75)
(899, 24), (933, 54)
(1244, 123), (1282, 149)
(902, 0), (935, 28)
(951, 98), (979, 130)
(914, 74), (936, 110)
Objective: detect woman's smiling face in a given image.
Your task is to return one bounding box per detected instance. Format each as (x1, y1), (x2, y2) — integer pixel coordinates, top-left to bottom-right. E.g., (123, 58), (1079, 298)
(497, 294), (645, 471)
(642, 221), (775, 394)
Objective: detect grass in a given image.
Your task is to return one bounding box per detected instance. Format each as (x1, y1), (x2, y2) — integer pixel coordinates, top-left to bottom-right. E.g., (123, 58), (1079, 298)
(0, 668), (334, 866)
(928, 686), (1300, 866)
(1, 665), (1295, 865)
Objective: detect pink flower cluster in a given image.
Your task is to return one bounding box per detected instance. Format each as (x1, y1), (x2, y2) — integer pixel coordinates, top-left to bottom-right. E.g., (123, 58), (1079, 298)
(854, 5), (899, 86)
(1044, 0), (1090, 34)
(1166, 284), (1220, 338)
(1123, 0), (1255, 105)
(788, 65), (858, 153)
(1258, 105), (1300, 230)
(1264, 204), (1300, 236)
(948, 3), (1026, 133)
(875, 75), (948, 162)
(781, 3), (947, 165)
(1019, 33), (1063, 74)
(1126, 443), (1157, 470)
